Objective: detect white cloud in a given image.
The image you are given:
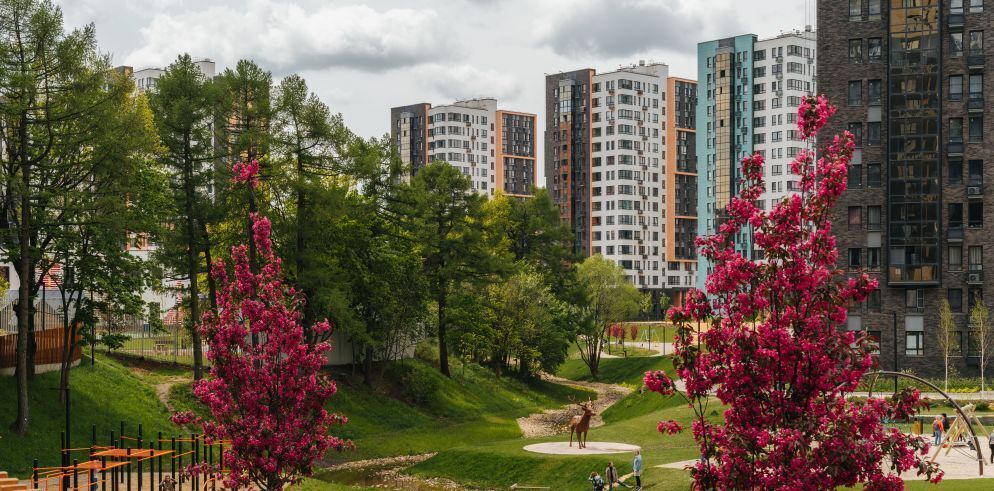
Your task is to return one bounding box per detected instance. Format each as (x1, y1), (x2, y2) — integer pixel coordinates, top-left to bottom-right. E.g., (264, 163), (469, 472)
(413, 63), (521, 102)
(124, 1), (451, 73)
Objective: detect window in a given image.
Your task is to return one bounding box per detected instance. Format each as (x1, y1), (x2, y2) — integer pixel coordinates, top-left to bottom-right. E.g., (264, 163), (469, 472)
(949, 159), (963, 184)
(950, 203), (964, 228)
(969, 116), (983, 142)
(867, 290), (882, 312)
(969, 287), (984, 310)
(848, 165), (862, 188)
(868, 0), (881, 17)
(868, 79), (882, 105)
(952, 0), (964, 14)
(968, 159), (984, 185)
(867, 247), (881, 271)
(952, 32), (964, 57)
(848, 81), (862, 105)
(848, 248), (862, 270)
(906, 331), (924, 357)
(868, 163), (882, 187)
(969, 30), (984, 54)
(970, 0), (983, 12)
(868, 38), (882, 62)
(868, 206), (881, 231)
(970, 245), (984, 270)
(950, 245), (963, 271)
(950, 288), (964, 313)
(969, 74), (983, 99)
(950, 75), (963, 101)
(847, 123), (863, 146)
(907, 289), (925, 310)
(849, 39), (863, 63)
(969, 202), (984, 228)
(848, 0), (861, 19)
(867, 122), (881, 145)
(848, 206), (862, 230)
(950, 118), (964, 141)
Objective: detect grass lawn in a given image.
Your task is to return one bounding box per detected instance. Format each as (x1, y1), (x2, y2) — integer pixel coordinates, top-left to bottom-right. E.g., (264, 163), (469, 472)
(556, 353), (674, 385)
(0, 353), (178, 476)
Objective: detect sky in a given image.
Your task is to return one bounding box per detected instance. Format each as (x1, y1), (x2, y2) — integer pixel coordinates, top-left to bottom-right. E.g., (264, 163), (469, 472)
(58, 0), (816, 182)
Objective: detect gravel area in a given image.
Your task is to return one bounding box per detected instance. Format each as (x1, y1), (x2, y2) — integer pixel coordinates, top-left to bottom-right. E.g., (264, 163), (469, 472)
(516, 373), (633, 438)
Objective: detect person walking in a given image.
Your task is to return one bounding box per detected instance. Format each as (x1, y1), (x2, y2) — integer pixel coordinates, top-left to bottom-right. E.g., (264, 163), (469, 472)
(988, 435), (994, 464)
(632, 449), (644, 490)
(589, 471), (605, 491)
(932, 415), (944, 446)
(605, 461), (631, 489)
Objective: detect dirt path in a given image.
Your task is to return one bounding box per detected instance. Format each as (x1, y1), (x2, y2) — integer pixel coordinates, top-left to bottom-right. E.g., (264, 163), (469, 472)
(321, 453), (468, 490)
(155, 377), (187, 413)
(516, 373), (633, 438)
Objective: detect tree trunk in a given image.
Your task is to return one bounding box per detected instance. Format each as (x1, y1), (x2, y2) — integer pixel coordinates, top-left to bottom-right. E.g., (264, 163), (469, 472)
(12, 137), (31, 435)
(437, 290), (450, 377)
(295, 153), (316, 337)
(363, 345), (374, 387)
(184, 140), (203, 380)
(200, 222), (218, 311)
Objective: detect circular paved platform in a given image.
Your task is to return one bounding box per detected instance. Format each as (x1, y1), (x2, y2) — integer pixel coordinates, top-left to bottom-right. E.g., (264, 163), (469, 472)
(523, 441), (641, 455)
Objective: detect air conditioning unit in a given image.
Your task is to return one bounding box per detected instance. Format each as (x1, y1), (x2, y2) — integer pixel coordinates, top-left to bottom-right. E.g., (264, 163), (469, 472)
(967, 185), (983, 197)
(969, 272), (982, 283)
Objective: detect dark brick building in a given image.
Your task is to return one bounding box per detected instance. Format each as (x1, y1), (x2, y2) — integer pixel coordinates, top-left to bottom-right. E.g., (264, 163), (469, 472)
(818, 0), (992, 377)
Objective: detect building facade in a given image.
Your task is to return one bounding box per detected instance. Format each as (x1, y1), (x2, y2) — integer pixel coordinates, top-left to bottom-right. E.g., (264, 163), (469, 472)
(667, 78), (699, 296)
(696, 30), (817, 287)
(390, 99), (537, 197)
(546, 62), (697, 299)
(820, 0), (993, 377)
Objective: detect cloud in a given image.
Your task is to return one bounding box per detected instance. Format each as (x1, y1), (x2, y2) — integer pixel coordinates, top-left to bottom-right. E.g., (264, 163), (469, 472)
(413, 63), (521, 102)
(123, 1), (450, 73)
(536, 0), (741, 59)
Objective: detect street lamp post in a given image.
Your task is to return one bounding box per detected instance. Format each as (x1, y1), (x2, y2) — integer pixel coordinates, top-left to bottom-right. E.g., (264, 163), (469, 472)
(892, 311), (898, 394)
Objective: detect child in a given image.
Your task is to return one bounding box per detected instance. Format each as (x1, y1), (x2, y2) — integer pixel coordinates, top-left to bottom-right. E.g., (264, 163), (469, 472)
(590, 471), (605, 491)
(633, 450), (643, 491)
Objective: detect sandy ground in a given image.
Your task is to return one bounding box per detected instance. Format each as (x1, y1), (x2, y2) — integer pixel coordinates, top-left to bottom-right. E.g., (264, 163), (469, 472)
(516, 373), (633, 438)
(522, 441), (641, 455)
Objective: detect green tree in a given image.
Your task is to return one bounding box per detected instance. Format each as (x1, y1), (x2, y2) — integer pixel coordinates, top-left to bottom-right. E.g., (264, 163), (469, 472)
(0, 0), (131, 434)
(148, 54), (220, 380)
(484, 268), (566, 377)
(404, 162), (489, 376)
(937, 298), (956, 392)
(971, 298), (992, 393)
(575, 255), (640, 378)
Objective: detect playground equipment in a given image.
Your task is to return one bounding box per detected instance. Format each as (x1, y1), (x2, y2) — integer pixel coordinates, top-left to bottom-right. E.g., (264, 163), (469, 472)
(31, 422), (229, 491)
(931, 404), (992, 464)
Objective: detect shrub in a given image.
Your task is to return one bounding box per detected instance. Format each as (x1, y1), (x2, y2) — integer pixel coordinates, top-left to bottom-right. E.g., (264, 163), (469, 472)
(414, 339), (439, 365)
(387, 361), (440, 405)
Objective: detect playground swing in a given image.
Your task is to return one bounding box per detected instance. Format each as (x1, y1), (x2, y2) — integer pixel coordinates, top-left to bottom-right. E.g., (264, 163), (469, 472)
(931, 404), (992, 463)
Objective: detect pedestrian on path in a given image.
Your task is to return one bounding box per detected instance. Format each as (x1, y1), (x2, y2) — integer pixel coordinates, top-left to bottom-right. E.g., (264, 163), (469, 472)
(605, 461), (631, 489)
(632, 449), (643, 490)
(988, 436), (994, 464)
(932, 415), (944, 446)
(589, 471), (605, 491)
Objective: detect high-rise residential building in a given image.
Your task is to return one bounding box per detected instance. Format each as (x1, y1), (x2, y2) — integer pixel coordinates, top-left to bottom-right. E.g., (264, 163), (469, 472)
(696, 29), (817, 287)
(667, 78), (699, 297)
(819, 0), (992, 377)
(119, 58), (217, 93)
(390, 98), (537, 197)
(545, 61), (697, 301)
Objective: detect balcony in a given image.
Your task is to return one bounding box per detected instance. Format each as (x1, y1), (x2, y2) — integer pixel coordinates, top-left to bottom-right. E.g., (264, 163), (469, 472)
(968, 50), (985, 68)
(968, 268), (984, 285)
(947, 227), (964, 241)
(888, 265), (938, 285)
(948, 140), (965, 156)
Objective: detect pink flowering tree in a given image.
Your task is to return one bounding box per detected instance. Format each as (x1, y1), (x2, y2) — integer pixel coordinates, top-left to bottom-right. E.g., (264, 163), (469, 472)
(644, 96), (942, 490)
(172, 162), (348, 490)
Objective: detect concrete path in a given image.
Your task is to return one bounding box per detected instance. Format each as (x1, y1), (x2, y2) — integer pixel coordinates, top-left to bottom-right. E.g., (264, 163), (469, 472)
(523, 441), (641, 455)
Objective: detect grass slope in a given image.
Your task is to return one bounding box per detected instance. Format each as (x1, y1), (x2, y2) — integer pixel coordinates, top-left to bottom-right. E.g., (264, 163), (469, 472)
(556, 353), (673, 386)
(0, 354), (176, 476)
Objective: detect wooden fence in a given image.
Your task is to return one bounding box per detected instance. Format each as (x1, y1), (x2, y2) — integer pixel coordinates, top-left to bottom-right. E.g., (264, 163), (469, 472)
(0, 327), (82, 370)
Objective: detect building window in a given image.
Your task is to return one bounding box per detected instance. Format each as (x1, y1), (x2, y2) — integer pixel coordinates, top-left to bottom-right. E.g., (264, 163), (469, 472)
(868, 38), (882, 62)
(969, 202), (984, 228)
(868, 205), (881, 231)
(849, 206), (862, 230)
(950, 118), (964, 141)
(848, 80), (862, 105)
(848, 248), (862, 270)
(849, 0), (861, 19)
(849, 39), (863, 63)
(968, 159), (984, 185)
(907, 289), (925, 310)
(867, 247), (881, 271)
(847, 123), (863, 146)
(868, 79), (882, 105)
(969, 30), (984, 55)
(969, 287), (984, 310)
(952, 0), (964, 14)
(848, 165), (862, 188)
(949, 159), (963, 184)
(970, 73), (984, 100)
(868, 0), (881, 17)
(867, 290), (882, 312)
(950, 288), (964, 313)
(950, 75), (963, 101)
(950, 245), (963, 271)
(950, 203), (964, 228)
(906, 331), (924, 357)
(867, 163), (882, 187)
(867, 122), (881, 145)
(970, 0), (983, 12)
(969, 245), (984, 272)
(952, 32), (964, 57)
(969, 116), (983, 142)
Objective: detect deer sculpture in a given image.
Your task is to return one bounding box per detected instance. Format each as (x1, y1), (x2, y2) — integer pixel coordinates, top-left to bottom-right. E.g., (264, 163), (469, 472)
(568, 396), (595, 449)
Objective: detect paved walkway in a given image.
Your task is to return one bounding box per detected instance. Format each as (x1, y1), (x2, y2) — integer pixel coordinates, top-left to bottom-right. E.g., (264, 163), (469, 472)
(523, 441), (640, 455)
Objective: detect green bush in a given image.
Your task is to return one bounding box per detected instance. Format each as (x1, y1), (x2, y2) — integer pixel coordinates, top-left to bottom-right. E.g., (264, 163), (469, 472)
(386, 361), (440, 405)
(414, 339), (439, 365)
(977, 402), (991, 411)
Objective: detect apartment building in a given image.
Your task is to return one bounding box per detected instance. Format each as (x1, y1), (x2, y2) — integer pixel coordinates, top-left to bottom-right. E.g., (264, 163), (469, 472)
(546, 61), (697, 301)
(390, 98), (537, 197)
(696, 29), (817, 287)
(819, 0), (994, 377)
